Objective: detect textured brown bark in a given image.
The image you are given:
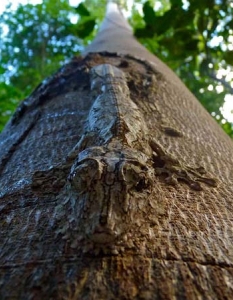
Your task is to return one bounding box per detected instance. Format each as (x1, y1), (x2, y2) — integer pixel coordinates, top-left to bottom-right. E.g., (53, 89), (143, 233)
(1, 3), (233, 300)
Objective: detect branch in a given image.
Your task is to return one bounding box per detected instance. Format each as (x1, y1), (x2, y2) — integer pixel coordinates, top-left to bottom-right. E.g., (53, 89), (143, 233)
(208, 71), (233, 94)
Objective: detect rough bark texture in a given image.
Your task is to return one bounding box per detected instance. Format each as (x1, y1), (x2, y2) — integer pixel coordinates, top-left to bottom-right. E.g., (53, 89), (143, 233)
(1, 3), (233, 300)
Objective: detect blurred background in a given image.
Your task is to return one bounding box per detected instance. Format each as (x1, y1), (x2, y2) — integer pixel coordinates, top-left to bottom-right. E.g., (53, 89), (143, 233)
(0, 0), (232, 136)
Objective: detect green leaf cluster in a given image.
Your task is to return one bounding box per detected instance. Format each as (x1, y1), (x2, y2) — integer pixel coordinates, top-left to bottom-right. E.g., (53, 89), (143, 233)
(134, 0), (233, 135)
(0, 0), (96, 130)
(0, 0), (233, 137)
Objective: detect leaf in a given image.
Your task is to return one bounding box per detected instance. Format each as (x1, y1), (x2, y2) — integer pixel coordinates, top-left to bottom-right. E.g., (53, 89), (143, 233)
(185, 39), (199, 51)
(153, 11), (174, 35)
(226, 18), (233, 30)
(170, 0), (183, 9)
(199, 58), (210, 75)
(223, 51), (233, 66)
(75, 18), (96, 38)
(221, 122), (233, 138)
(75, 3), (90, 16)
(197, 15), (206, 32)
(143, 1), (156, 26)
(135, 25), (155, 38)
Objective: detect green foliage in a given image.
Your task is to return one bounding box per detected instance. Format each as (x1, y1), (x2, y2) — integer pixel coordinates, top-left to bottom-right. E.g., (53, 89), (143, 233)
(0, 0), (232, 137)
(75, 3), (91, 16)
(0, 0), (84, 130)
(219, 121), (233, 138)
(134, 0), (233, 135)
(0, 0), (99, 131)
(69, 3), (96, 39)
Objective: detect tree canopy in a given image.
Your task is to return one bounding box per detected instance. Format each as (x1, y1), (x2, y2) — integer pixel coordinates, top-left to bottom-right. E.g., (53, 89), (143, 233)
(0, 0), (233, 136)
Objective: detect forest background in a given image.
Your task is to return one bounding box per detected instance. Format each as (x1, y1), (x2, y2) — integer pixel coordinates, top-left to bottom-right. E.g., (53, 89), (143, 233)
(0, 0), (233, 136)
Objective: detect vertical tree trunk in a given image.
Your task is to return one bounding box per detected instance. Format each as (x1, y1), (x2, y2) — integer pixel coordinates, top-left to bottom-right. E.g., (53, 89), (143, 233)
(1, 2), (233, 299)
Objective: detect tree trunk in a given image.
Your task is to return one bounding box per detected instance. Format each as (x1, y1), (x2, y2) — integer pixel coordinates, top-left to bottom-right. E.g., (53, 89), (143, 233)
(1, 3), (233, 299)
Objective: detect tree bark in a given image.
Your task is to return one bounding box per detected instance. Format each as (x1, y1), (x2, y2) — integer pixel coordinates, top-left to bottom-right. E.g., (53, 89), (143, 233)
(1, 3), (233, 299)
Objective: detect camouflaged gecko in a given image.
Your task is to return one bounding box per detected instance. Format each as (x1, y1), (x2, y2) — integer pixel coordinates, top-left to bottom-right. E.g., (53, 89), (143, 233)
(33, 63), (217, 250)
(65, 64), (217, 247)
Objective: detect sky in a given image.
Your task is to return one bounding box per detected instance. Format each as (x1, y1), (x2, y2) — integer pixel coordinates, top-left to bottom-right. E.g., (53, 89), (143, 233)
(0, 0), (137, 15)
(0, 0), (83, 13)
(0, 0), (233, 121)
(0, 0), (39, 13)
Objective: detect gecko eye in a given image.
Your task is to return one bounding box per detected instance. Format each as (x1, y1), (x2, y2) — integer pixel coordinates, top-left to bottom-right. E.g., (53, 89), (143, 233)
(69, 158), (103, 194)
(135, 177), (149, 192)
(120, 161), (152, 192)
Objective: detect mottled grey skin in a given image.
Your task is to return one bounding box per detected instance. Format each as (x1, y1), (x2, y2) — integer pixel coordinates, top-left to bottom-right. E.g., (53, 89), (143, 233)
(64, 64), (153, 247)
(68, 146), (153, 246)
(88, 64), (150, 150)
(64, 64), (217, 250)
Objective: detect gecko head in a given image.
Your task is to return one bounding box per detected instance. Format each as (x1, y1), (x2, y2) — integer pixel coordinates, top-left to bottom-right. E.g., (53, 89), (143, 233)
(67, 146), (154, 246)
(68, 157), (104, 194)
(117, 159), (153, 194)
(68, 146), (153, 196)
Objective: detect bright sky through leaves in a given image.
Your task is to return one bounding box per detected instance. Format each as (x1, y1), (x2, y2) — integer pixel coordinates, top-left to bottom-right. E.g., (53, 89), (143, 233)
(0, 0), (84, 14)
(0, 0), (233, 123)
